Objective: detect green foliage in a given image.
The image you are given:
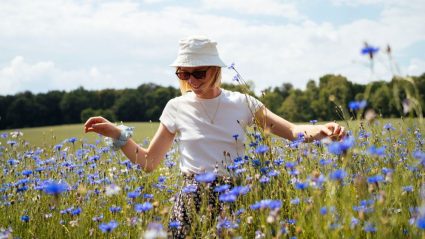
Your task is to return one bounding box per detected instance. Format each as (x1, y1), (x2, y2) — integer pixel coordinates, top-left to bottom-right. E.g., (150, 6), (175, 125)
(1, 73), (424, 129)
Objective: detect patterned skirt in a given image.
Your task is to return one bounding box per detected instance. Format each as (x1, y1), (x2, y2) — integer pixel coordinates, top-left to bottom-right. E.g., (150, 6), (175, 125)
(168, 174), (234, 238)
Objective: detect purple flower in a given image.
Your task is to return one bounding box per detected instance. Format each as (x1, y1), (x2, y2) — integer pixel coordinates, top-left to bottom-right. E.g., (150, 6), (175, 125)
(99, 220), (118, 233)
(135, 202), (153, 213)
(195, 172), (217, 183)
(109, 206), (122, 213)
(255, 145), (269, 154)
(367, 175), (384, 184)
(327, 136), (354, 155)
(219, 193), (237, 203)
(348, 100), (367, 111)
(21, 170), (33, 176)
(214, 184), (231, 193)
(43, 181), (69, 195)
(329, 169), (347, 181)
(250, 199), (282, 210)
(182, 184), (197, 194)
(127, 191), (141, 199)
(169, 220), (181, 229)
(295, 181), (309, 190)
(21, 215), (30, 222)
(229, 186), (250, 196)
(417, 216), (425, 229)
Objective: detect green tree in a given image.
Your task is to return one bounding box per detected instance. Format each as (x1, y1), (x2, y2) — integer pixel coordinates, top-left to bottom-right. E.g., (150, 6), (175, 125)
(60, 87), (95, 123)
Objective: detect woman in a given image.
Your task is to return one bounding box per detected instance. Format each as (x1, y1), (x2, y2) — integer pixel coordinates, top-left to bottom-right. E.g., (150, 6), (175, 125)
(84, 35), (345, 237)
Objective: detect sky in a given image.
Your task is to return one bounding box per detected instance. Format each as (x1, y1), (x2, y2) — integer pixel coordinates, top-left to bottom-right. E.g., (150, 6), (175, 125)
(0, 0), (424, 95)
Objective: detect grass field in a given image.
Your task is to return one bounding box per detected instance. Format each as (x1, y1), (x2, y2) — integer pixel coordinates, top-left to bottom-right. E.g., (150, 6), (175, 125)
(1, 118), (425, 238)
(0, 122), (159, 147)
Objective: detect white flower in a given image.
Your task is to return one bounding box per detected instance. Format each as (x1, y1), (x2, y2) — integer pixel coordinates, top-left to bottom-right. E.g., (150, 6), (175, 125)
(105, 184), (121, 196)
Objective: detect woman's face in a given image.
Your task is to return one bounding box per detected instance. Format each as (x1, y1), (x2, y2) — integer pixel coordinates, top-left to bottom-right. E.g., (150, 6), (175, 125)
(176, 66), (219, 98)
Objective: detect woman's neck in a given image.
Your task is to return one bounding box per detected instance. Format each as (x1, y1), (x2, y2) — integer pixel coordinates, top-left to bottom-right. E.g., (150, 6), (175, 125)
(195, 87), (221, 99)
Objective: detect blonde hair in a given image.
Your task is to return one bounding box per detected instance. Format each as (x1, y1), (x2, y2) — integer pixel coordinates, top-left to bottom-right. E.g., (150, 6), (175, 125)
(178, 66), (222, 94)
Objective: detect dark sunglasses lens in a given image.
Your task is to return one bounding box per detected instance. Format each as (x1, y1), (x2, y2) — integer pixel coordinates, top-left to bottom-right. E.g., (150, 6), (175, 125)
(192, 71), (206, 79)
(176, 72), (190, 80)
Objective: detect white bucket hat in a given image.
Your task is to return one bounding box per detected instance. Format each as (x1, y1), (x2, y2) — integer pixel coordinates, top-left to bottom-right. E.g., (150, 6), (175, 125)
(170, 35), (226, 67)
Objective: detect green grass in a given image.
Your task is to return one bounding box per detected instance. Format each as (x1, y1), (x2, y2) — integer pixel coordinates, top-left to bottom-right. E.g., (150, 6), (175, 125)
(0, 122), (159, 147)
(1, 118), (425, 238)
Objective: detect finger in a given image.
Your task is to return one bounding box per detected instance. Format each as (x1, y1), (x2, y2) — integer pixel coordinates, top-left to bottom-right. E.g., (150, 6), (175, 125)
(321, 126), (333, 136)
(333, 125), (341, 135)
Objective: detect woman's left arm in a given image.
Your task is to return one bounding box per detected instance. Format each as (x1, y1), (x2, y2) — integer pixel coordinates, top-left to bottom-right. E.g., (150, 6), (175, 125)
(254, 106), (346, 142)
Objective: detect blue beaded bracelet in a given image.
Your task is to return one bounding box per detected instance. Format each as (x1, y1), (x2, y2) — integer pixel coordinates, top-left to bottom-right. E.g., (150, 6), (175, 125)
(105, 124), (134, 151)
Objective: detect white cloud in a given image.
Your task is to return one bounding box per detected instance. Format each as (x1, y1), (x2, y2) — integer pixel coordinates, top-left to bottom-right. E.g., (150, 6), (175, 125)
(201, 0), (303, 19)
(0, 0), (424, 96)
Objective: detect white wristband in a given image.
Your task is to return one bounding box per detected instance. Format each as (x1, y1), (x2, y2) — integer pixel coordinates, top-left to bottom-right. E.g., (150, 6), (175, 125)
(106, 124), (134, 151)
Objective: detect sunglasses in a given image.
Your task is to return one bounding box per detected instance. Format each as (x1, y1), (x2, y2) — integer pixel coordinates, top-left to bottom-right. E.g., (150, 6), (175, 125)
(175, 67), (210, 81)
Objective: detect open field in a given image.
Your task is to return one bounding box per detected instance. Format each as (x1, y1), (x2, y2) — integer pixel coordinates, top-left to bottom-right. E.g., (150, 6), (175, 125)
(1, 118), (425, 238)
(0, 122), (159, 148)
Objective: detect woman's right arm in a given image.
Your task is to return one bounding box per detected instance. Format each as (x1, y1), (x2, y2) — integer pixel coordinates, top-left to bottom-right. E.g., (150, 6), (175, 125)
(84, 116), (175, 172)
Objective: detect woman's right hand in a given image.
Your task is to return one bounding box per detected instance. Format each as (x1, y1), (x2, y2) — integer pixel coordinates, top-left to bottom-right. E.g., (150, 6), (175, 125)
(84, 116), (121, 139)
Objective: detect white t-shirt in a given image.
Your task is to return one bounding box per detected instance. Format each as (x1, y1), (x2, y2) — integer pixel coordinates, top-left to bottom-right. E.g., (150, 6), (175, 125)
(159, 89), (263, 176)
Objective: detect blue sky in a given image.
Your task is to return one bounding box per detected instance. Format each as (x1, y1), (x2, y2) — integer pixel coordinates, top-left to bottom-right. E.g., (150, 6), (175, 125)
(1, 0), (424, 95)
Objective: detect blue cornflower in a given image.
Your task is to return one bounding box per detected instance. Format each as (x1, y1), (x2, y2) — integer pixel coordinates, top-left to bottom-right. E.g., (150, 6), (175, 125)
(368, 146), (385, 157)
(158, 176), (167, 183)
(320, 207), (328, 215)
(327, 136), (354, 155)
(135, 202), (153, 213)
(67, 137), (77, 144)
(127, 191), (141, 199)
(329, 169), (347, 181)
(195, 172), (217, 183)
(402, 185), (414, 192)
(274, 158), (284, 166)
(417, 216), (425, 229)
(348, 100), (367, 111)
(7, 140), (17, 146)
(255, 145), (269, 154)
(214, 184), (231, 193)
(227, 62), (235, 70)
(219, 193), (237, 203)
(363, 223), (376, 233)
(99, 220), (118, 233)
(54, 144), (63, 151)
(169, 220), (181, 229)
(232, 134), (239, 140)
(109, 206), (121, 213)
(143, 194), (154, 199)
(294, 181), (309, 190)
(310, 119), (318, 124)
(217, 218), (238, 229)
(43, 181), (68, 195)
(7, 159), (19, 166)
(229, 186), (250, 196)
(21, 215), (30, 222)
(71, 207), (82, 216)
(384, 123), (395, 131)
(0, 133), (7, 138)
(350, 217), (360, 229)
(367, 175), (384, 184)
(259, 176), (270, 184)
(22, 170), (33, 176)
(361, 45), (379, 58)
(182, 184), (197, 194)
(250, 199), (282, 210)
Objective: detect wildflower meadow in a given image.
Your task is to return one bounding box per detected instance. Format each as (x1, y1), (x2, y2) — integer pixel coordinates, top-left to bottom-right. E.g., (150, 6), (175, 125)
(1, 116), (424, 238)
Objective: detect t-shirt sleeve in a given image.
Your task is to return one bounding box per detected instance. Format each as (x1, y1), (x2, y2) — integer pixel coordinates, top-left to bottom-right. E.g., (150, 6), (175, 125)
(245, 94), (264, 114)
(159, 99), (178, 134)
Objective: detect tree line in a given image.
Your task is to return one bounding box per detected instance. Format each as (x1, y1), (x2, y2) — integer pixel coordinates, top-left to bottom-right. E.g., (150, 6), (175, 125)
(1, 73), (424, 130)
